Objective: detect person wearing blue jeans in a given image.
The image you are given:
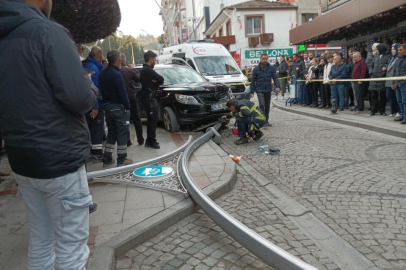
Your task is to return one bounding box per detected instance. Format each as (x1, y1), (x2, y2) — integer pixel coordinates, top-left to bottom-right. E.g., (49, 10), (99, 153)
(0, 1), (99, 268)
(329, 55), (347, 111)
(393, 44), (406, 124)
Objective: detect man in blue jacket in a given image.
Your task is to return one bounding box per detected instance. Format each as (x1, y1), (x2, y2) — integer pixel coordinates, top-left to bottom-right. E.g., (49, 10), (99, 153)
(329, 55), (347, 111)
(83, 46), (105, 162)
(250, 54), (280, 126)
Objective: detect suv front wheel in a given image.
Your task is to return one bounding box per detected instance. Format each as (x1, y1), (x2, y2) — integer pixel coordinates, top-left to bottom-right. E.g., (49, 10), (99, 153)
(163, 106), (180, 132)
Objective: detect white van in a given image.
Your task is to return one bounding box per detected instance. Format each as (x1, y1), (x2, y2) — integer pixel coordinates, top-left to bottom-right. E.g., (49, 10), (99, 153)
(158, 41), (250, 100)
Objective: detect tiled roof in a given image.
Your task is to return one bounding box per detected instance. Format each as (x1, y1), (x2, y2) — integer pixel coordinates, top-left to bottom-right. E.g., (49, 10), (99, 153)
(226, 0), (296, 9)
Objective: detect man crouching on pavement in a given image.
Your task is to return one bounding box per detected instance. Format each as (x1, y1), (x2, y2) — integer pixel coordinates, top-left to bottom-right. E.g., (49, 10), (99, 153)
(222, 99), (266, 145)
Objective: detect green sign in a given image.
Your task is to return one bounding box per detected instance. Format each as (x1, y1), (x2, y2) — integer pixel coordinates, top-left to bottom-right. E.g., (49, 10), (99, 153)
(298, 44), (307, 52)
(245, 48), (294, 59)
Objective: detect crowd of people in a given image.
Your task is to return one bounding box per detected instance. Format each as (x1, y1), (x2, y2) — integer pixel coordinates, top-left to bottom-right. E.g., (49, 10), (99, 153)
(270, 41), (406, 123)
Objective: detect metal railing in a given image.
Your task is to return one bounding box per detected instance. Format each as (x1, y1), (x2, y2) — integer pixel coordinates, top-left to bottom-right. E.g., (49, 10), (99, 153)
(87, 135), (193, 181)
(178, 127), (318, 270)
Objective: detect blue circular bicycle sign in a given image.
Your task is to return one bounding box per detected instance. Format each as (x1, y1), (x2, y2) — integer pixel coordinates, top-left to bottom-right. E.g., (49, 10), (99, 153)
(133, 165), (174, 182)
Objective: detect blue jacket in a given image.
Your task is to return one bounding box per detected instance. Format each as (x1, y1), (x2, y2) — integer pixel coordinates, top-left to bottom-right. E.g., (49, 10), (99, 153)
(329, 63), (346, 85)
(250, 63), (280, 93)
(84, 56), (103, 109)
(99, 64), (130, 110)
(343, 64), (351, 87)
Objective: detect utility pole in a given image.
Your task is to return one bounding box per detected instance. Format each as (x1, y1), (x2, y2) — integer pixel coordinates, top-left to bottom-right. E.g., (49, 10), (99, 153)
(192, 0), (196, 39)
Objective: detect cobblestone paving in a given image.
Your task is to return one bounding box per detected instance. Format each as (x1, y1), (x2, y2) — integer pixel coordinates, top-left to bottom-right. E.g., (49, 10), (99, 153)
(116, 174), (339, 270)
(220, 108), (406, 270)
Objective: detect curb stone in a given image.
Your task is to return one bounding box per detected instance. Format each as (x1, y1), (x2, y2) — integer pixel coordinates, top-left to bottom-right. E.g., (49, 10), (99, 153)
(89, 160), (237, 270)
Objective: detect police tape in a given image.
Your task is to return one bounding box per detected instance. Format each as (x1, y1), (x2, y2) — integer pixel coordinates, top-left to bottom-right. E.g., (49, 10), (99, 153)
(294, 76), (406, 83)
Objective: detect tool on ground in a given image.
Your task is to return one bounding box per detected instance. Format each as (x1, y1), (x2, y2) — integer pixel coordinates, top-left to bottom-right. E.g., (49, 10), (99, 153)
(266, 148), (280, 155)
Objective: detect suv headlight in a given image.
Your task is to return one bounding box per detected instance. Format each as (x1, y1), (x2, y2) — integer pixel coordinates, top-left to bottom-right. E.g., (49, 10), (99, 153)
(175, 94), (200, 104)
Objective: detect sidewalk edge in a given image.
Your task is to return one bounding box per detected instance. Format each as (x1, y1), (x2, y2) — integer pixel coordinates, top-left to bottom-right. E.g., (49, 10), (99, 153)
(89, 161), (237, 270)
(273, 101), (406, 139)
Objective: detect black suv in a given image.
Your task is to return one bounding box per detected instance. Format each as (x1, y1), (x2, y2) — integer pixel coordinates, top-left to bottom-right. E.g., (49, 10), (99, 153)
(134, 64), (230, 132)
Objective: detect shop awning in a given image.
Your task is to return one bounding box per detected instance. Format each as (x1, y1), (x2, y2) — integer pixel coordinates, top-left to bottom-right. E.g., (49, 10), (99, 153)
(290, 0), (406, 45)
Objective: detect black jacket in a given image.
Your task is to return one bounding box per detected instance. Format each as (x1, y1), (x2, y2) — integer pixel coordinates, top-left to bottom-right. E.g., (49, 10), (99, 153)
(278, 60), (288, 77)
(250, 63), (280, 93)
(289, 59), (306, 79)
(120, 64), (141, 100)
(393, 54), (406, 88)
(369, 44), (391, 91)
(0, 0), (97, 178)
(99, 65), (130, 110)
(139, 64), (164, 99)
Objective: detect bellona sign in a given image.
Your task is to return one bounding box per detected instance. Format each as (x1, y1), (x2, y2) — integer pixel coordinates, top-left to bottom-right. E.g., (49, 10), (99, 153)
(245, 48), (294, 59)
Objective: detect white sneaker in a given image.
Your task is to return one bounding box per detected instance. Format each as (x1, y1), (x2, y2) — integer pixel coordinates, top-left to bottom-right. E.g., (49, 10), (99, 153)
(274, 96), (278, 100)
(281, 96), (284, 100)
(395, 112), (401, 118)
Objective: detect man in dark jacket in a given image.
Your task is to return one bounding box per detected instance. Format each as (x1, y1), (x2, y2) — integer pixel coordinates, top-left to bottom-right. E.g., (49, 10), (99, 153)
(250, 54), (280, 126)
(289, 54), (307, 104)
(329, 55), (347, 111)
(276, 55), (289, 100)
(393, 44), (406, 124)
(140, 51), (165, 149)
(369, 43), (391, 116)
(0, 0), (98, 268)
(99, 50), (133, 167)
(352, 52), (367, 113)
(222, 99), (266, 145)
(120, 53), (144, 145)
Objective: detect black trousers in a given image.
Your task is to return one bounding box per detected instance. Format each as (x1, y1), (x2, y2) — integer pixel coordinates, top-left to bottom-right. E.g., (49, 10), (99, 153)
(370, 91), (387, 114)
(85, 102), (105, 157)
(140, 97), (158, 144)
(324, 84), (332, 107)
(257, 92), (271, 123)
(319, 83), (327, 107)
(129, 98), (144, 143)
(310, 82), (319, 106)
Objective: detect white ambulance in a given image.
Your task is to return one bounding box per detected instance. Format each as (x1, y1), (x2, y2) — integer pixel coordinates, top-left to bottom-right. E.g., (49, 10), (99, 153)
(158, 41), (250, 100)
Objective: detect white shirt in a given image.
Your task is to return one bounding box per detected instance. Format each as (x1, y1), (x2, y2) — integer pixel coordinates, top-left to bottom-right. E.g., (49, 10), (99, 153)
(323, 63), (333, 84)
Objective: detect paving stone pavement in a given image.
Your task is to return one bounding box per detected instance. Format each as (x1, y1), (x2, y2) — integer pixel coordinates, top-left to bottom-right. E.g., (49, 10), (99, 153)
(116, 173), (339, 270)
(220, 107), (406, 270)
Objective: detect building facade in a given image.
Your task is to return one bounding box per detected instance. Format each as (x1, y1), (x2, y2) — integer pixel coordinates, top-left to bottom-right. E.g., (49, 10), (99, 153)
(204, 1), (298, 67)
(290, 0), (406, 57)
(160, 0), (319, 46)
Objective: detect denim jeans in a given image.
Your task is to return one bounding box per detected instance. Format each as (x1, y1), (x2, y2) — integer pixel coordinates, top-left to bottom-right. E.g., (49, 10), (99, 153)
(15, 165), (91, 270)
(399, 84), (406, 120)
(330, 84), (345, 109)
(386, 87), (399, 115)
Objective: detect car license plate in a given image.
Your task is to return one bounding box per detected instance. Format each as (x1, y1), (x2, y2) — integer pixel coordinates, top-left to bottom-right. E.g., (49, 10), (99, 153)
(211, 103), (226, 111)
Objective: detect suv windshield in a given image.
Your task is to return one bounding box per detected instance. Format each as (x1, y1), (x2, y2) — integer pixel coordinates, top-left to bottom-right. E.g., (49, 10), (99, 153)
(194, 56), (241, 76)
(156, 66), (207, 85)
